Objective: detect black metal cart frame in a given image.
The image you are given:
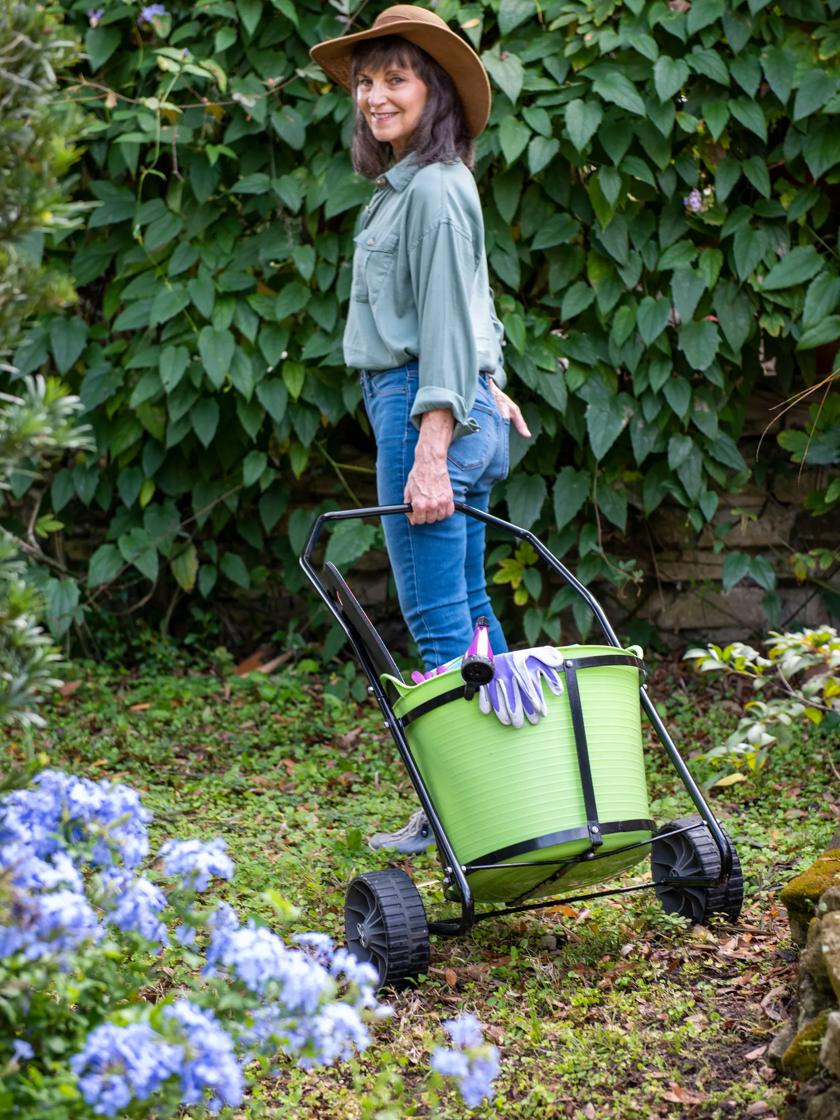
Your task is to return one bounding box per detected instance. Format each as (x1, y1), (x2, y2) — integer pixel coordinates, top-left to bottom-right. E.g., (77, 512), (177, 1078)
(301, 501), (736, 937)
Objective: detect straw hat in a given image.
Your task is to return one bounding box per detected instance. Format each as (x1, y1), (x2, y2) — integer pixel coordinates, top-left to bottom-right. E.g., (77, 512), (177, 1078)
(310, 4), (491, 138)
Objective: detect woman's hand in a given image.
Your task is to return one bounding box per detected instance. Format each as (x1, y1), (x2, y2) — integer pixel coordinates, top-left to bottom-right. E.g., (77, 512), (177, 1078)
(489, 380), (531, 438)
(405, 409), (455, 524)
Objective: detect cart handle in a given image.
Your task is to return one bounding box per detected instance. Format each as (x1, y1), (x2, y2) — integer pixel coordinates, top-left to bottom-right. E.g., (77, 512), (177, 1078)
(300, 500), (624, 650)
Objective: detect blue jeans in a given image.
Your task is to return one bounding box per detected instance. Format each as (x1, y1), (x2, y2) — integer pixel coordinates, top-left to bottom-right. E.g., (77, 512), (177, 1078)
(360, 363), (510, 669)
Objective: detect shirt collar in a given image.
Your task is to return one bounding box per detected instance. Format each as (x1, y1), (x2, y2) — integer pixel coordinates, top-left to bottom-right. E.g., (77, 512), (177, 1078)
(382, 155), (422, 193)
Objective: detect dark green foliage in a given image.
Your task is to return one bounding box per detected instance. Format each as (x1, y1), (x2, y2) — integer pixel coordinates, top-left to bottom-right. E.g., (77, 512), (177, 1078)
(14, 0), (840, 638)
(0, 0), (81, 351)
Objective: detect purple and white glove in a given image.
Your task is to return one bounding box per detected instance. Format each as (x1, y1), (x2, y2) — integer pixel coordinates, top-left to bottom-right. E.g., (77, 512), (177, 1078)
(478, 647), (565, 728)
(410, 656), (460, 686)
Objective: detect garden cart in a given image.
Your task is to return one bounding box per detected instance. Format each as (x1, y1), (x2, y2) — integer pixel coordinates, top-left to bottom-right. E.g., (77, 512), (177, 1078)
(301, 502), (743, 988)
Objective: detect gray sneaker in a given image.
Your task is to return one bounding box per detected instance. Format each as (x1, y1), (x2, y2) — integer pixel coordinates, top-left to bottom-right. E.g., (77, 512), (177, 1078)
(368, 809), (434, 854)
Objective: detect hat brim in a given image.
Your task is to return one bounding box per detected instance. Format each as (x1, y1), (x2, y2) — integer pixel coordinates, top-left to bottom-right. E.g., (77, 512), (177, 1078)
(310, 20), (491, 138)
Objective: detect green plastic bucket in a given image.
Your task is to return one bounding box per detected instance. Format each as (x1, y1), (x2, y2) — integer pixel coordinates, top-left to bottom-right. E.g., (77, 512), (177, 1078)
(383, 645), (653, 903)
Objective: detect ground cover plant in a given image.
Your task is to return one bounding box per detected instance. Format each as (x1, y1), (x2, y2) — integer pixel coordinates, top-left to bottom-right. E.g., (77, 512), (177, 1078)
(9, 0), (840, 640)
(5, 642), (838, 1118)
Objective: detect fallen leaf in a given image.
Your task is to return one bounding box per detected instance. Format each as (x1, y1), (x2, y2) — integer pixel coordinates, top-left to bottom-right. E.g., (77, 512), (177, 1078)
(583, 1105), (596, 1119)
(59, 680), (82, 698)
(128, 703), (150, 712)
(745, 1045), (767, 1061)
(444, 968), (457, 988)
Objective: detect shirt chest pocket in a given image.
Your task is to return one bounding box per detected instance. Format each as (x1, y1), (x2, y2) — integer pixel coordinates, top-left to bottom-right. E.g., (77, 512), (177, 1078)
(352, 231), (399, 305)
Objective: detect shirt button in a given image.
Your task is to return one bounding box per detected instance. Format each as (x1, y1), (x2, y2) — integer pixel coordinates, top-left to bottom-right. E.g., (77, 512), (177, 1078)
(367, 238), (375, 245)
(376, 178), (385, 186)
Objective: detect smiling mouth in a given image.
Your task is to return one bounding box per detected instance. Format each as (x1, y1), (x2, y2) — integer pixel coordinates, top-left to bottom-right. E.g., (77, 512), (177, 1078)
(370, 112), (397, 122)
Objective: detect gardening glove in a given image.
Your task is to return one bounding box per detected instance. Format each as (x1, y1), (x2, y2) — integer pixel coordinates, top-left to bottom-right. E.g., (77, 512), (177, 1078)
(410, 656), (460, 685)
(478, 647), (565, 728)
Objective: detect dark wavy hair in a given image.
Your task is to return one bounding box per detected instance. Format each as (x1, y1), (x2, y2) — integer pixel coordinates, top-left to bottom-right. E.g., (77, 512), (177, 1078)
(350, 37), (474, 179)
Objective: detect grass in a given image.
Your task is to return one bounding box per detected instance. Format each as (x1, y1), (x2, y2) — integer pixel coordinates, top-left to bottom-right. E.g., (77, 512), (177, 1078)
(15, 646), (839, 1120)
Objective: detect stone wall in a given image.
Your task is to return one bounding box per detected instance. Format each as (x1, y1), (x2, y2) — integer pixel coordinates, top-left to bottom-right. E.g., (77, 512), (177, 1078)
(769, 837), (840, 1120)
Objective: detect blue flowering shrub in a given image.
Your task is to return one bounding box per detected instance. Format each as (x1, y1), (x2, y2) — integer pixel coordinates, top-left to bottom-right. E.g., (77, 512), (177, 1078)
(0, 768), (499, 1116)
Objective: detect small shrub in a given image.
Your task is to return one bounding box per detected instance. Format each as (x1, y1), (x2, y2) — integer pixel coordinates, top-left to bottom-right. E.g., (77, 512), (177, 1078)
(0, 767), (499, 1117)
(684, 625), (840, 772)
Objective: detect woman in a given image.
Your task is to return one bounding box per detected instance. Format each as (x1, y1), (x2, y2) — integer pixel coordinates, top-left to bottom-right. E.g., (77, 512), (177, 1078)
(311, 5), (530, 851)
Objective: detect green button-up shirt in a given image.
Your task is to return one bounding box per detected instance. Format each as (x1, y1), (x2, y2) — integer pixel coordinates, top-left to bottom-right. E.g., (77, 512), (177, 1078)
(343, 157), (506, 440)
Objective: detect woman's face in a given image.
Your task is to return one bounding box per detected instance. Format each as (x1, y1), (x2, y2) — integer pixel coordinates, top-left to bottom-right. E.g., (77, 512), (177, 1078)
(355, 60), (428, 160)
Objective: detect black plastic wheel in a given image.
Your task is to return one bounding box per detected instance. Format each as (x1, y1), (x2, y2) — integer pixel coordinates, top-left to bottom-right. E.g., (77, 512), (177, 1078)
(651, 816), (744, 924)
(345, 869), (430, 989)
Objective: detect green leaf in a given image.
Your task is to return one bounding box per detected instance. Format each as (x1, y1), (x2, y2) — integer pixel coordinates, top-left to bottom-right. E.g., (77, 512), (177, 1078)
(530, 214), (580, 251)
(793, 70), (838, 122)
(271, 106), (306, 150)
(729, 98), (766, 142)
(749, 555), (776, 592)
(762, 46), (795, 105)
(677, 320), (720, 370)
(256, 379), (288, 423)
(188, 273), (215, 319)
(722, 550), (750, 590)
(276, 282), (310, 320)
(505, 473), (547, 529)
(198, 566), (217, 598)
(561, 282), (595, 320)
(282, 360), (305, 401)
(118, 528), (159, 582)
(654, 57), (689, 101)
(741, 156), (770, 198)
(597, 484), (627, 531)
(325, 521), (379, 568)
(237, 0), (263, 37)
(698, 249), (724, 290)
(729, 54), (761, 97)
(522, 107), (552, 138)
(802, 122), (840, 179)
(637, 296), (670, 345)
(564, 99), (603, 152)
(803, 272), (840, 327)
(45, 578), (80, 639)
(88, 544), (123, 587)
(528, 136), (560, 175)
(171, 543), (199, 592)
(762, 246), (823, 291)
(687, 0), (724, 34)
(552, 467), (591, 528)
(610, 304), (637, 348)
(85, 26), (121, 70)
(798, 317), (840, 350)
(191, 398), (220, 447)
(49, 317), (87, 374)
(499, 117), (531, 165)
(704, 100), (730, 141)
(198, 327), (235, 388)
(714, 156), (740, 203)
(117, 466), (143, 507)
(220, 552), (251, 589)
(672, 268), (706, 322)
(160, 345), (189, 392)
(503, 311), (526, 354)
(688, 48), (729, 86)
(591, 73), (646, 116)
(243, 450), (268, 487)
(259, 487), (287, 532)
(232, 172), (270, 195)
(663, 376), (691, 419)
(585, 385), (632, 460)
(714, 282), (753, 351)
(498, 0), (536, 33)
(150, 285), (189, 325)
(732, 226), (768, 281)
(482, 49), (524, 104)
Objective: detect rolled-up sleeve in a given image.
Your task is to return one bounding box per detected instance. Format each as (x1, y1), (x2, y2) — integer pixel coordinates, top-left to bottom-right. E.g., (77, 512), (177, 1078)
(408, 218), (480, 438)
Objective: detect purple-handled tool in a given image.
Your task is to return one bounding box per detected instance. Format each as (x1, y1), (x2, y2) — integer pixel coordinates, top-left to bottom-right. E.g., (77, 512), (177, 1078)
(460, 616), (495, 700)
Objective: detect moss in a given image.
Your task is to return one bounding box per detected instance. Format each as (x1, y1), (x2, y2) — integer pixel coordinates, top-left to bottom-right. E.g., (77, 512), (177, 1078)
(781, 1011), (832, 1081)
(781, 852), (840, 946)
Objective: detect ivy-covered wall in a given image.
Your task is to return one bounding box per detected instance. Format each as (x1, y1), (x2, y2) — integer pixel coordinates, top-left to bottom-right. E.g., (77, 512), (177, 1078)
(11, 0), (840, 645)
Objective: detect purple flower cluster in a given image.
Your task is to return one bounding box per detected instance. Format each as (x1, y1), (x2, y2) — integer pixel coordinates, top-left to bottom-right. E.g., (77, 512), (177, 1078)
(158, 837), (234, 892)
(87, 8), (104, 27)
(683, 188), (703, 212)
(102, 872), (168, 944)
(0, 768), (151, 871)
(70, 1022), (183, 1117)
(431, 1014), (500, 1108)
(137, 3), (167, 24)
